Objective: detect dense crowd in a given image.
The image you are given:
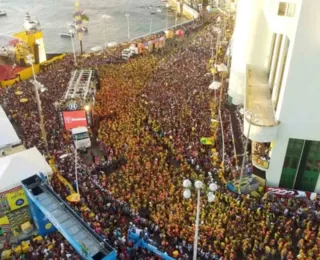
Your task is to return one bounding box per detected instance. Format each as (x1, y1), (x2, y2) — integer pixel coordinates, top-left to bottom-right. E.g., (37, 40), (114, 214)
(0, 231), (80, 259)
(0, 10), (320, 260)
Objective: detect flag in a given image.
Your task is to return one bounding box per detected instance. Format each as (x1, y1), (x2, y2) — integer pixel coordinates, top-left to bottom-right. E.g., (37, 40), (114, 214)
(74, 0), (83, 41)
(200, 137), (215, 145)
(210, 68), (217, 75)
(67, 193), (80, 202)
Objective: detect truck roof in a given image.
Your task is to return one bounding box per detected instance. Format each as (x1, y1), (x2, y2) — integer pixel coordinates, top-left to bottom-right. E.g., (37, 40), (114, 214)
(71, 127), (88, 134)
(64, 70), (95, 100)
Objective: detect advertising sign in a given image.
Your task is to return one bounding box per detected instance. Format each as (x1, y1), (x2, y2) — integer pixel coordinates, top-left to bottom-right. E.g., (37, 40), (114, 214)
(266, 186), (320, 200)
(63, 110), (87, 130)
(5, 188), (28, 211)
(252, 155), (269, 169)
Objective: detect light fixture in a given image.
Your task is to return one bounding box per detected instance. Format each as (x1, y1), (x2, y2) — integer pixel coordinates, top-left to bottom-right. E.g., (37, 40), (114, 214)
(207, 192), (215, 202)
(40, 87), (47, 93)
(183, 189), (191, 199)
(209, 183), (218, 192)
(182, 178), (218, 260)
(194, 180), (203, 189)
(183, 179), (192, 188)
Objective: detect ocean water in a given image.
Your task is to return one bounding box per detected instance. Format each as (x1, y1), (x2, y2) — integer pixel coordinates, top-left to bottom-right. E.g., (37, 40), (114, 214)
(0, 0), (187, 53)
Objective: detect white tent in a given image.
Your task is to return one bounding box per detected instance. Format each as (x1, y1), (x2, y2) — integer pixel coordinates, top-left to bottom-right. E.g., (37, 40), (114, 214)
(0, 105), (21, 149)
(0, 147), (52, 192)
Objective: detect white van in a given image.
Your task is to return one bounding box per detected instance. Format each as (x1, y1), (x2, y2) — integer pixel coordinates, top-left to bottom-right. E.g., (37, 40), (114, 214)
(121, 48), (135, 60)
(121, 45), (140, 60)
(71, 127), (91, 150)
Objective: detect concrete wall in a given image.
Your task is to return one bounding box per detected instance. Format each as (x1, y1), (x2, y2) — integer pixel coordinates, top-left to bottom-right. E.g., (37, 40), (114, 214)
(266, 0), (320, 192)
(183, 4), (200, 19)
(228, 0), (272, 105)
(168, 0), (200, 20)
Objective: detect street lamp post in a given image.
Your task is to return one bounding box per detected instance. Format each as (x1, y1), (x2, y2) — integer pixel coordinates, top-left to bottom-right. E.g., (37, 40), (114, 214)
(183, 180), (218, 260)
(175, 7), (178, 26)
(26, 55), (49, 154)
(125, 13), (130, 42)
(229, 114), (238, 168)
(102, 15), (111, 44)
(238, 110), (254, 193)
(62, 145), (80, 202)
(166, 3), (170, 29)
(74, 138), (80, 195)
(149, 13), (154, 35)
(67, 26), (77, 66)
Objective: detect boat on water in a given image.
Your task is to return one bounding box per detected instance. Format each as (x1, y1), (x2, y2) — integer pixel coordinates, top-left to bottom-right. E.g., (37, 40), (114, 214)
(60, 32), (74, 38)
(67, 22), (88, 32)
(23, 12), (41, 31)
(0, 10), (7, 16)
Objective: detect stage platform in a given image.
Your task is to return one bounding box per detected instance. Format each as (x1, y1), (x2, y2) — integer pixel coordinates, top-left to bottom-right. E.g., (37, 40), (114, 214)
(0, 65), (25, 81)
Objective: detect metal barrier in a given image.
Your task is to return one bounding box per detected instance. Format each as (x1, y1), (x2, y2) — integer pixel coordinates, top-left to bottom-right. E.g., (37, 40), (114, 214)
(128, 230), (175, 260)
(129, 19), (196, 42)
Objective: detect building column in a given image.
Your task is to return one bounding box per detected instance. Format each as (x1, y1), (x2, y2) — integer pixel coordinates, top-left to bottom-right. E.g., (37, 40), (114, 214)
(228, 0), (252, 105)
(293, 140), (312, 191)
(268, 34), (282, 88)
(315, 174), (320, 193)
(228, 0), (271, 105)
(271, 36), (288, 109)
(266, 135), (289, 187)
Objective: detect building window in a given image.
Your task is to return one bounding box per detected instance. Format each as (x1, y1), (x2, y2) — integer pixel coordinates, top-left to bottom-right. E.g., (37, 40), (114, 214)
(294, 140), (320, 192)
(278, 2), (296, 17)
(279, 138), (304, 189)
(280, 139), (320, 192)
(274, 36), (290, 111)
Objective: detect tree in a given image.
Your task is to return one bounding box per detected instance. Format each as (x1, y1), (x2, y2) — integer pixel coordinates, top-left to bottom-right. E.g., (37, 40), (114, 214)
(74, 0), (89, 54)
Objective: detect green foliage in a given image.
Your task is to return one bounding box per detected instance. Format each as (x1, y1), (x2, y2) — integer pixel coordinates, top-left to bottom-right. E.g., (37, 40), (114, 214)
(81, 13), (90, 21)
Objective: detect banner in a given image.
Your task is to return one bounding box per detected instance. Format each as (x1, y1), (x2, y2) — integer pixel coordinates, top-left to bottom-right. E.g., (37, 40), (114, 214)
(266, 187), (320, 200)
(67, 193), (80, 203)
(0, 197), (9, 210)
(63, 110), (88, 130)
(200, 137), (215, 145)
(252, 155), (269, 169)
(5, 188), (28, 211)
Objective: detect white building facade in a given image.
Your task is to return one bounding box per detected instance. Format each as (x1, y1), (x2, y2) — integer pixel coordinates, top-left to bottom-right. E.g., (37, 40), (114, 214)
(228, 0), (320, 192)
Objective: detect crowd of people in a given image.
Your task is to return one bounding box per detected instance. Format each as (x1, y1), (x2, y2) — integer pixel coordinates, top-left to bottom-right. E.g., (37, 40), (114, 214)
(0, 9), (319, 260)
(0, 231), (80, 259)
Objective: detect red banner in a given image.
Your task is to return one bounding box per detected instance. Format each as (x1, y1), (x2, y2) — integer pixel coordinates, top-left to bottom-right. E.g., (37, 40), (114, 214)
(266, 186), (320, 200)
(63, 110), (87, 130)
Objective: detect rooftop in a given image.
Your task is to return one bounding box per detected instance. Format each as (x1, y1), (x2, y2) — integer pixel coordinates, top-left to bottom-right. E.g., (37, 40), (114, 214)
(0, 64), (25, 81)
(64, 70), (94, 100)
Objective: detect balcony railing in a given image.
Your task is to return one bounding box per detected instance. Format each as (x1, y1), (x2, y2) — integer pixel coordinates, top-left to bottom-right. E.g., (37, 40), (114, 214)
(244, 65), (279, 142)
(252, 141), (270, 170)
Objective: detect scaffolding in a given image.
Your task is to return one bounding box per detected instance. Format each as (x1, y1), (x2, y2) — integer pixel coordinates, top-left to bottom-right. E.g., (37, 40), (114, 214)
(64, 70), (95, 100)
